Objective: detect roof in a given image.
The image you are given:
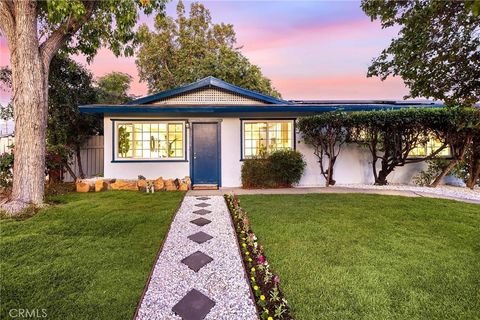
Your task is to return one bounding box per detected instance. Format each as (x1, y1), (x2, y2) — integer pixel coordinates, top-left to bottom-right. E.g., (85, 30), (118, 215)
(126, 76), (288, 105)
(79, 76), (446, 115)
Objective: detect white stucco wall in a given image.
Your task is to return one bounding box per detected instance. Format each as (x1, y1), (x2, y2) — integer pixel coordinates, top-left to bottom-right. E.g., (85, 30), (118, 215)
(103, 116), (440, 187)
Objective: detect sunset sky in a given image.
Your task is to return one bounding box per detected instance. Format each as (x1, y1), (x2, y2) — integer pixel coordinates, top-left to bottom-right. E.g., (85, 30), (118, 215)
(0, 0), (410, 106)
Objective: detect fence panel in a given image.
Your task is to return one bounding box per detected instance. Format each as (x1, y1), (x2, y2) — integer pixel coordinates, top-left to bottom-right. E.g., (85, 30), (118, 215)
(64, 136), (104, 182)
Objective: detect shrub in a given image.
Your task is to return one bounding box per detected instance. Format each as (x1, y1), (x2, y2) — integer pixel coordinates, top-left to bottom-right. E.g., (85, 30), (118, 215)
(412, 159), (450, 186)
(241, 149), (306, 188)
(0, 152), (14, 191)
(268, 149), (306, 186)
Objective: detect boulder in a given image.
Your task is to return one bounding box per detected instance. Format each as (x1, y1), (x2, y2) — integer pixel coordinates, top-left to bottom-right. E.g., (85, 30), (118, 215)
(137, 178), (147, 191)
(110, 179), (138, 191)
(164, 179), (177, 191)
(76, 181), (91, 193)
(154, 177), (165, 191)
(184, 176), (192, 187)
(95, 180), (108, 192)
(178, 182), (189, 191)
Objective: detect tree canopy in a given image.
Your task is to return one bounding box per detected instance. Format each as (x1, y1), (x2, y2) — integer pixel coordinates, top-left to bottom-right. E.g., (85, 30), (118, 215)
(361, 0), (480, 107)
(136, 0), (281, 97)
(96, 72), (134, 104)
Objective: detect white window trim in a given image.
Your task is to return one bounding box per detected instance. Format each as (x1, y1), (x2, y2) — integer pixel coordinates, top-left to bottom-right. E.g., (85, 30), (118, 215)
(242, 119), (295, 159)
(114, 120), (186, 161)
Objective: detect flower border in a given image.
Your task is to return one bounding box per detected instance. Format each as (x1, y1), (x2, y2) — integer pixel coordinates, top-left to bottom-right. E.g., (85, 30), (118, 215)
(225, 193), (293, 320)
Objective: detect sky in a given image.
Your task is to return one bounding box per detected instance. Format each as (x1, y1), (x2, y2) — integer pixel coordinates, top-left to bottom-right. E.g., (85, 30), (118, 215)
(0, 0), (409, 107)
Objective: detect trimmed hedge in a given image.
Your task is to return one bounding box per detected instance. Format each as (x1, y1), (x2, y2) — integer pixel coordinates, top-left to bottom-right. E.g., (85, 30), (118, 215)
(241, 149), (306, 188)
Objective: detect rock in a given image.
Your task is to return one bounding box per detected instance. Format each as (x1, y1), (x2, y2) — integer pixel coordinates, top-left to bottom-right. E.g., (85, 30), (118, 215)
(184, 176), (191, 186)
(178, 182), (189, 191)
(164, 179), (177, 191)
(110, 179), (138, 191)
(95, 180), (108, 192)
(138, 175), (146, 180)
(76, 181), (90, 193)
(137, 179), (147, 191)
(154, 177), (165, 191)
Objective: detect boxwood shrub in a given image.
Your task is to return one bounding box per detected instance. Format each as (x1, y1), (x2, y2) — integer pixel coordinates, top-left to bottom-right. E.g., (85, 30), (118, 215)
(241, 149), (306, 188)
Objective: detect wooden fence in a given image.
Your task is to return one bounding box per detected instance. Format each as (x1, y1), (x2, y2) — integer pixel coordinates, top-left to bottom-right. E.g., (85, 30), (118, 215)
(64, 136), (104, 182)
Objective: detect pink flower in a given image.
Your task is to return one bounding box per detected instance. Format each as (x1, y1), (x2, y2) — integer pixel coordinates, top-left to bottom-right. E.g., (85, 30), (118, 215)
(257, 255), (266, 264)
(272, 275), (280, 285)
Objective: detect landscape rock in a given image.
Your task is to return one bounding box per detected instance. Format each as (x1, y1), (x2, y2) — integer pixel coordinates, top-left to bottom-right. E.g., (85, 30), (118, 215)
(95, 180), (108, 192)
(110, 179), (138, 191)
(164, 179), (177, 191)
(137, 179), (147, 191)
(76, 181), (90, 193)
(154, 177), (165, 191)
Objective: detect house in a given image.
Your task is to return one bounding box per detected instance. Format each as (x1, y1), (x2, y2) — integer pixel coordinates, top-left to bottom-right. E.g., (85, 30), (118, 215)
(79, 77), (447, 188)
(0, 121), (14, 154)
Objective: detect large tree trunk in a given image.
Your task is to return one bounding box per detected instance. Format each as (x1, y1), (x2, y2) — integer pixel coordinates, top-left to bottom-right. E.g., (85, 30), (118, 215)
(466, 158), (480, 189)
(2, 2), (49, 214)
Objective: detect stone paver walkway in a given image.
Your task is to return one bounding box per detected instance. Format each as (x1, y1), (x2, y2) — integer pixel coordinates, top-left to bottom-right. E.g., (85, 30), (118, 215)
(136, 196), (257, 320)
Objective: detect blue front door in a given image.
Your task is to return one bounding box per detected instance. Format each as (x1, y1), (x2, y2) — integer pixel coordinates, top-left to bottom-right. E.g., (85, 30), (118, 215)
(191, 123), (220, 186)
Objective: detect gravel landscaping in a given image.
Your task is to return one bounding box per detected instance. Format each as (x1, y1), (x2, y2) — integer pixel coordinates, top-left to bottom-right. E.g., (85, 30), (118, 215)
(136, 196), (257, 320)
(336, 184), (480, 202)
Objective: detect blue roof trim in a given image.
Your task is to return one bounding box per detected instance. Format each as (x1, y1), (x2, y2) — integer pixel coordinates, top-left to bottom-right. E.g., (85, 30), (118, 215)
(126, 76), (288, 105)
(79, 103), (444, 114)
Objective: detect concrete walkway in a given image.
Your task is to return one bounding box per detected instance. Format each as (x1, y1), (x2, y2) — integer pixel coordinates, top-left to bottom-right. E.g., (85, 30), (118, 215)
(136, 196), (257, 320)
(188, 187), (480, 205)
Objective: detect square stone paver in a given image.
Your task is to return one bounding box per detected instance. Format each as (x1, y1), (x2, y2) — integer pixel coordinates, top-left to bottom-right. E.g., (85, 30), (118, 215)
(195, 202), (211, 208)
(196, 197), (211, 201)
(172, 289), (215, 320)
(190, 217), (211, 226)
(188, 231), (213, 244)
(181, 251), (213, 272)
(193, 209), (211, 215)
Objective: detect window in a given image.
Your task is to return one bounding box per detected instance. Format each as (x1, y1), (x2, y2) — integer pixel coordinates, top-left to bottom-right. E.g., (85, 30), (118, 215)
(243, 120), (294, 158)
(409, 136), (451, 158)
(116, 121), (185, 160)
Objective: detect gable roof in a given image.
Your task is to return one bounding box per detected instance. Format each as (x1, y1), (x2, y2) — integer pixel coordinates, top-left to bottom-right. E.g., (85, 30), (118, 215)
(127, 76), (288, 105)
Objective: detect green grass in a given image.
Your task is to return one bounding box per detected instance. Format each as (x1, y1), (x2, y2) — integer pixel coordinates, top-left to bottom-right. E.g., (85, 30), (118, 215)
(238, 194), (480, 320)
(0, 191), (184, 320)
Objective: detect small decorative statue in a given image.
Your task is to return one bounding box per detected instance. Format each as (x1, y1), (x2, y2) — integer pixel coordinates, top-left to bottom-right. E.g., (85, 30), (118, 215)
(145, 181), (155, 193)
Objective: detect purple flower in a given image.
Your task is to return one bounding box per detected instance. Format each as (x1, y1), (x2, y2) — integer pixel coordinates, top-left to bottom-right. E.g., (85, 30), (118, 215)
(272, 275), (280, 285)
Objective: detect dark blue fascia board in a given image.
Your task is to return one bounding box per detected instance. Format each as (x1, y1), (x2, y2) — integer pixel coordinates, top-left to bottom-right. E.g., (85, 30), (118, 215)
(80, 103), (444, 115)
(126, 76), (288, 105)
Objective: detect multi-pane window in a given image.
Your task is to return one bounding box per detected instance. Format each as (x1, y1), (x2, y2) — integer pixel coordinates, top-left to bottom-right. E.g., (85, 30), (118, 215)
(243, 120), (294, 158)
(116, 122), (184, 160)
(409, 136), (451, 158)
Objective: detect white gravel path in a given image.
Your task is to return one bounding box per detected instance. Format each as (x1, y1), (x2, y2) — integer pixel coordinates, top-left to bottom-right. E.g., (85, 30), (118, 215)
(136, 196), (258, 320)
(336, 184), (480, 202)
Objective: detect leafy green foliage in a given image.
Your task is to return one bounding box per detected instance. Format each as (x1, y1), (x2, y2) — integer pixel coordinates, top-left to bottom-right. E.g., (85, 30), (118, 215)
(361, 1), (480, 106)
(241, 150), (306, 188)
(136, 1), (281, 97)
(412, 159), (449, 186)
(0, 152), (14, 190)
(96, 72), (134, 104)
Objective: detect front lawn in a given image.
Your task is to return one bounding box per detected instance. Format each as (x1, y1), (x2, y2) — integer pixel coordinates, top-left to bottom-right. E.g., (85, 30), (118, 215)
(1, 191), (184, 320)
(239, 194), (480, 320)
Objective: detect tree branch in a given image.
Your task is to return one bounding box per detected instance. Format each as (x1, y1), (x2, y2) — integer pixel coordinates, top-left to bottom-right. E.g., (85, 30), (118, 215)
(39, 1), (98, 64)
(0, 0), (15, 42)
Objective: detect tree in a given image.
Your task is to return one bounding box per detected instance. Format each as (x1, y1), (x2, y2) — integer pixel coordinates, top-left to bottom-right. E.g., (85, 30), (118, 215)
(48, 55), (102, 180)
(96, 72), (134, 104)
(361, 0), (480, 107)
(136, 1), (281, 97)
(298, 112), (349, 186)
(349, 109), (449, 185)
(0, 0), (166, 214)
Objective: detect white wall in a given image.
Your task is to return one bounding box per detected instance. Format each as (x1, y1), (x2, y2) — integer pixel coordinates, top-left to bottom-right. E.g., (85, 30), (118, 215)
(104, 116), (443, 187)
